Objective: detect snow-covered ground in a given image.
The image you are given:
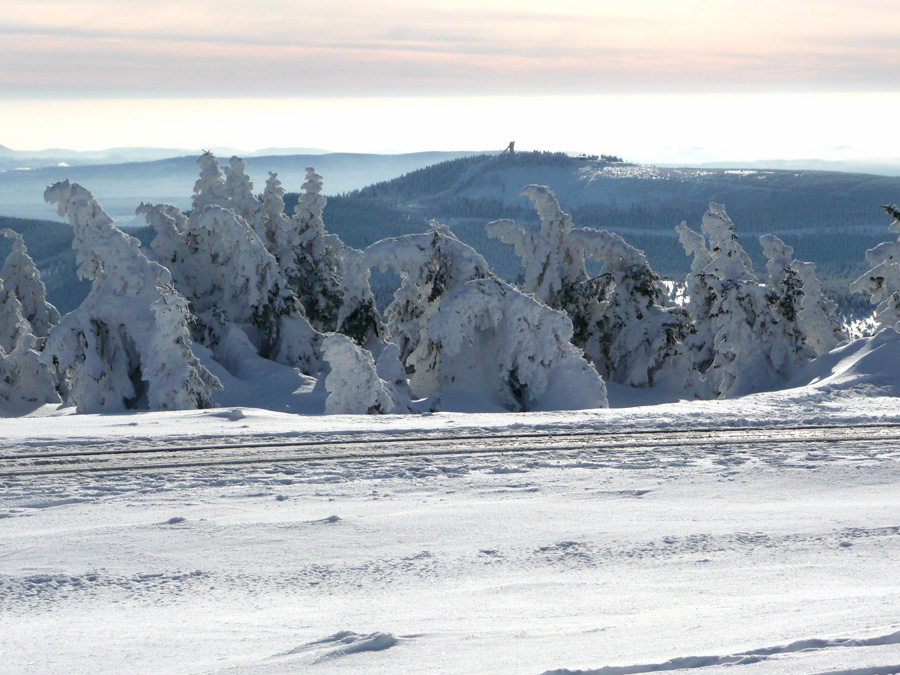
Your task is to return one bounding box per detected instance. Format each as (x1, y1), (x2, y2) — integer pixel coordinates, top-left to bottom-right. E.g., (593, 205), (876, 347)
(4, 333), (900, 674)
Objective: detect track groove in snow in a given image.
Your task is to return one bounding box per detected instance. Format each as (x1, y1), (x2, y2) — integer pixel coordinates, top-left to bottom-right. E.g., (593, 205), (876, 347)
(6, 421), (900, 461)
(3, 424), (900, 478)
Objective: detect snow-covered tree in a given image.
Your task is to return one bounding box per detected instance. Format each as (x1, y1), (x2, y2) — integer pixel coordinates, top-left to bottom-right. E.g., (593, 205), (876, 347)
(277, 167), (344, 332)
(44, 180), (220, 412)
(424, 276), (608, 411)
(223, 156), (265, 242)
(851, 205), (900, 330)
(692, 204), (812, 397)
(0, 232), (59, 406)
(758, 234), (814, 372)
(260, 171), (291, 252)
(0, 277), (30, 355)
(336, 247), (382, 346)
(192, 151), (229, 213)
(567, 227), (696, 389)
(364, 222), (491, 364)
(676, 221), (716, 371)
(794, 259), (845, 355)
(0, 329), (59, 407)
(185, 205), (321, 373)
(374, 342), (414, 412)
(761, 233), (844, 358)
(488, 185), (694, 390)
(322, 333), (395, 414)
(362, 223), (607, 410)
(136, 202), (188, 268)
(141, 155), (326, 375)
(0, 229), (60, 338)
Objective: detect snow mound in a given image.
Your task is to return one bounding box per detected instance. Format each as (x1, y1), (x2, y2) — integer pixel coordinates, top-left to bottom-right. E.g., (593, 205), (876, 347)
(789, 327), (900, 395)
(271, 631), (405, 667)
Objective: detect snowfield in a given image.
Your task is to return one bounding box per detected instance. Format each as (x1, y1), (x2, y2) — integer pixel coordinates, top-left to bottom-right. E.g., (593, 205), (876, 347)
(3, 346), (900, 674)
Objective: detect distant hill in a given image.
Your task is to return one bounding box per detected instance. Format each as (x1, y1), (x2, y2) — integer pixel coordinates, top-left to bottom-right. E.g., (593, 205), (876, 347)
(0, 150), (483, 222)
(0, 144), (333, 171)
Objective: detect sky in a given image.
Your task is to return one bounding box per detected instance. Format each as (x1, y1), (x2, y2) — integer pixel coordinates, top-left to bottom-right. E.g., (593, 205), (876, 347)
(2, 0), (900, 161)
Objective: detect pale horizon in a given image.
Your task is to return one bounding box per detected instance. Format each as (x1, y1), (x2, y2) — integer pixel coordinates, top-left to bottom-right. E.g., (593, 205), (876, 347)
(3, 92), (900, 167)
(2, 0), (899, 165)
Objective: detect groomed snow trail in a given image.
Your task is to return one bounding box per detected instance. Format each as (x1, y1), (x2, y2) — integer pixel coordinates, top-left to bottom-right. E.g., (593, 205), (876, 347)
(4, 422), (900, 477)
(2, 408), (900, 674)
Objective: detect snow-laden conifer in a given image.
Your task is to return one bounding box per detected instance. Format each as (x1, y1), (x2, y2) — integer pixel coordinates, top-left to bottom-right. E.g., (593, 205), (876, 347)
(336, 247), (382, 346)
(136, 202), (188, 267)
(322, 333), (395, 414)
(695, 205), (810, 397)
(424, 276), (608, 411)
(850, 206), (900, 330)
(676, 221), (716, 372)
(375, 343), (414, 412)
(363, 222), (491, 364)
(363, 223), (606, 410)
(0, 327), (59, 406)
(794, 259), (846, 355)
(279, 167), (344, 332)
(760, 233), (845, 357)
(759, 234), (815, 371)
(0, 276), (30, 355)
(44, 180), (220, 412)
(192, 151), (228, 213)
(223, 156), (265, 242)
(141, 156), (323, 375)
(186, 205), (321, 373)
(260, 171), (290, 252)
(488, 185), (694, 389)
(0, 229), (60, 337)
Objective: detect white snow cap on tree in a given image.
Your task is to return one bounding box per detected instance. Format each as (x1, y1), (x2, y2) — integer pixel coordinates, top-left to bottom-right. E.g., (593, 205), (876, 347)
(851, 206), (900, 330)
(0, 272), (57, 405)
(701, 203), (755, 282)
(794, 259), (846, 355)
(136, 202), (188, 268)
(0, 229), (60, 338)
(322, 333), (395, 414)
(0, 276), (31, 355)
(43, 180), (220, 412)
(675, 221), (716, 373)
(487, 185), (587, 306)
